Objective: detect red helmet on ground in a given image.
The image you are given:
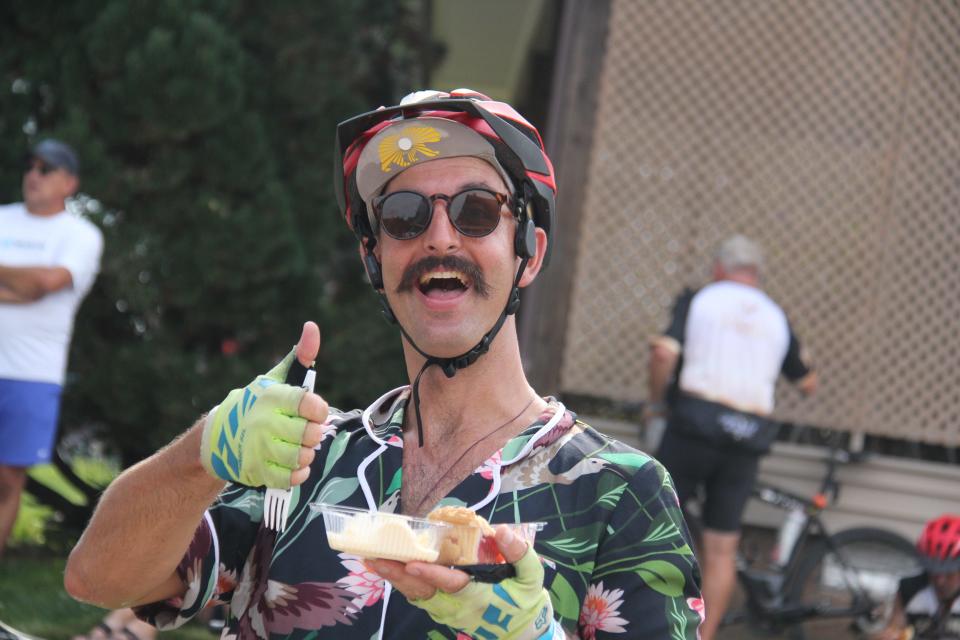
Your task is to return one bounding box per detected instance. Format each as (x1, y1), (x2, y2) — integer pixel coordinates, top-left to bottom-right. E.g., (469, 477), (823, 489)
(917, 514), (960, 573)
(334, 88), (557, 285)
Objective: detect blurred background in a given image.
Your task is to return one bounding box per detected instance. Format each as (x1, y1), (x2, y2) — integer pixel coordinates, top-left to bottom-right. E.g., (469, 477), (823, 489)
(1, 0), (957, 637)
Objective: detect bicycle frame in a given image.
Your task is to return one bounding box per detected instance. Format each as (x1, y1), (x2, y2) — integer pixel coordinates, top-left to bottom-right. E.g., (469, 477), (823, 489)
(736, 482), (829, 621)
(732, 446), (907, 630)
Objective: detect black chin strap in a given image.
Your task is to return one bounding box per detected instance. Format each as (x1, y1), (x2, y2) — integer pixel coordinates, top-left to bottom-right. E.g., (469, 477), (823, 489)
(384, 257), (529, 447)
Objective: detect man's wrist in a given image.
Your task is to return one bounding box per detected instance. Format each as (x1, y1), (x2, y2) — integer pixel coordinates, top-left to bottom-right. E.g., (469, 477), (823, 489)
(170, 419), (229, 497)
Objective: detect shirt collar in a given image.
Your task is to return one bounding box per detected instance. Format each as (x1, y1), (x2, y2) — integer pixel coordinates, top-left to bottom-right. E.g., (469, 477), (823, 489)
(360, 386), (572, 465)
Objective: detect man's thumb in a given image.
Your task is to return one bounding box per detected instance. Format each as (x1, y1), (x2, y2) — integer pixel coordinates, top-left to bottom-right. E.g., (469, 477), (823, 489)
(295, 321), (321, 367)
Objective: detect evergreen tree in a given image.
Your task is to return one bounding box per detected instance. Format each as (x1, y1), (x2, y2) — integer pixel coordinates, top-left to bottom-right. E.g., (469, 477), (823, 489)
(0, 0), (426, 466)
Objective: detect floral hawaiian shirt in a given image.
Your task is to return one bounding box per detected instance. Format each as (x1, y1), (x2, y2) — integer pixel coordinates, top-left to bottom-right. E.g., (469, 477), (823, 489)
(137, 388), (703, 639)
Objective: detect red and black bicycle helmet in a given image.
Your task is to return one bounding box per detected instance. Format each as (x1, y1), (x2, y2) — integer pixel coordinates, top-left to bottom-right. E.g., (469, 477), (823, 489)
(917, 514), (960, 573)
(334, 88), (557, 278)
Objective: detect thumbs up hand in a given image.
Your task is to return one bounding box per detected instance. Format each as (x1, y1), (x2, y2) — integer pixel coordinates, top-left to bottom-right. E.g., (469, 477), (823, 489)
(200, 322), (328, 489)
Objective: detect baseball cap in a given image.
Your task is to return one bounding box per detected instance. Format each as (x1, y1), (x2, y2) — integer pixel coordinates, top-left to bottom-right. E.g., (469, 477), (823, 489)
(354, 117), (513, 227)
(31, 139), (80, 176)
(717, 234), (764, 271)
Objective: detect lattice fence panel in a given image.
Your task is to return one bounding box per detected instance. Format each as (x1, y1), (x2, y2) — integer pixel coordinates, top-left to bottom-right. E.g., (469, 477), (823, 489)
(559, 0), (959, 445)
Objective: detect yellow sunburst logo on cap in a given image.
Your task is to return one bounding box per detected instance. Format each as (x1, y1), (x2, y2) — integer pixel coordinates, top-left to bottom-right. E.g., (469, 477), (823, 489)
(378, 126), (442, 172)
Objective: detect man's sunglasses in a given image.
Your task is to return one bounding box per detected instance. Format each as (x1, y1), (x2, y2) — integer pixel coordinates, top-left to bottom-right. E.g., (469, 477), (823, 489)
(24, 160), (58, 175)
(372, 188), (511, 240)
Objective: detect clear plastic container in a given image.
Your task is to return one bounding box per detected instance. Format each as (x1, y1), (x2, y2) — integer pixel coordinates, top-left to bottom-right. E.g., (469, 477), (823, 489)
(312, 502), (545, 578)
(314, 504), (449, 563)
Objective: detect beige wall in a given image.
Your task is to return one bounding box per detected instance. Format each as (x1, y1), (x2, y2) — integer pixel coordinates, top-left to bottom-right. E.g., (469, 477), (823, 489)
(541, 0), (960, 446)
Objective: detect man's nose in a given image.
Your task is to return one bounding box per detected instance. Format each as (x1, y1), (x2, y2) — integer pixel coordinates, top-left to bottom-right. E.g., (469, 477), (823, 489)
(421, 199), (461, 253)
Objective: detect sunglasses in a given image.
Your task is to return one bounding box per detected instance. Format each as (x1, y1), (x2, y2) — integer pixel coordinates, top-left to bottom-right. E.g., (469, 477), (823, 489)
(24, 160), (58, 176)
(373, 187), (511, 240)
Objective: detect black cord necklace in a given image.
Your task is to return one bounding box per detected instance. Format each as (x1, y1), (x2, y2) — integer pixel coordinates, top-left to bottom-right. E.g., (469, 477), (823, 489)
(408, 395), (537, 514)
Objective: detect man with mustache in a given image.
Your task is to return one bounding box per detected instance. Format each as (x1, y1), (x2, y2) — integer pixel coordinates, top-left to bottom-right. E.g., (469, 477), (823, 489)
(65, 90), (702, 639)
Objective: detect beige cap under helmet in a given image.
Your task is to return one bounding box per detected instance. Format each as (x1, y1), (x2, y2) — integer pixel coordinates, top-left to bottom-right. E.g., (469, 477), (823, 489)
(354, 117), (514, 231)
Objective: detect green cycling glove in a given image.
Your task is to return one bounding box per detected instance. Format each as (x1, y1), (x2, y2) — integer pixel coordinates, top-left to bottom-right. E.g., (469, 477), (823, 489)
(200, 349), (307, 488)
(412, 543), (558, 640)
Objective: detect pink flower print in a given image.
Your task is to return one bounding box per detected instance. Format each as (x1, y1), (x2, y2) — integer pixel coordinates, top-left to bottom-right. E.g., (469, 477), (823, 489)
(386, 434), (402, 446)
(579, 581), (628, 639)
(479, 450), (502, 480)
(337, 554), (385, 612)
(687, 597), (706, 638)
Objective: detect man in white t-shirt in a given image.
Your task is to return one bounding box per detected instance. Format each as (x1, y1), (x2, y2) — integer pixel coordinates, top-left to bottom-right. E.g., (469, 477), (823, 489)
(0, 139), (104, 558)
(645, 234), (818, 640)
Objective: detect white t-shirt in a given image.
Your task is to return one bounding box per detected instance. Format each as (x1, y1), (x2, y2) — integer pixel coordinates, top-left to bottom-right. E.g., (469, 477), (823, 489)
(0, 202), (104, 384)
(678, 281), (791, 414)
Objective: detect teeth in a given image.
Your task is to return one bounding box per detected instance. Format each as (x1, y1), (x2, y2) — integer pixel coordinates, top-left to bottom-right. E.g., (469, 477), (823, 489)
(419, 271), (466, 285)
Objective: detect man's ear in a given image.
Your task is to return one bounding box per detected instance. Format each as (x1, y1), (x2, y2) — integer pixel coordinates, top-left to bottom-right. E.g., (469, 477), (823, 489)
(64, 174), (80, 197)
(518, 227), (548, 288)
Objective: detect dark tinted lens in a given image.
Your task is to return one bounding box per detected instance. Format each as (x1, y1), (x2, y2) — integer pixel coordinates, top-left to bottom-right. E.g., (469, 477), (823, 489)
(378, 191), (431, 239)
(449, 189), (503, 237)
(24, 160), (56, 175)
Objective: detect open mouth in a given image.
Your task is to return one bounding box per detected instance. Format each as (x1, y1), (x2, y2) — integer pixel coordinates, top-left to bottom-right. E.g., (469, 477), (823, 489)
(418, 270), (469, 296)
(398, 256), (490, 298)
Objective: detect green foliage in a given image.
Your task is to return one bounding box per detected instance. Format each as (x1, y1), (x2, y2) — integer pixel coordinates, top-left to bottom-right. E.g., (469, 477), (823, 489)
(12, 460), (116, 549)
(0, 555), (212, 639)
(0, 1), (427, 464)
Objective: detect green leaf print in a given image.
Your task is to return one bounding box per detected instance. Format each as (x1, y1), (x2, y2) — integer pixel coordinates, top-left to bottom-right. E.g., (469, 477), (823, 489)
(541, 522), (604, 558)
(321, 431), (352, 482)
(668, 597), (691, 640)
(548, 571), (581, 621)
(598, 451), (651, 469)
(500, 433), (534, 460)
(220, 490), (265, 517)
(316, 476), (360, 506)
(637, 560), (685, 597)
(643, 510), (683, 544)
(594, 473), (628, 510)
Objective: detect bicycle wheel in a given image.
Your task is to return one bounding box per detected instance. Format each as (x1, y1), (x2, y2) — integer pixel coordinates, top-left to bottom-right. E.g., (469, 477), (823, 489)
(784, 527), (921, 639)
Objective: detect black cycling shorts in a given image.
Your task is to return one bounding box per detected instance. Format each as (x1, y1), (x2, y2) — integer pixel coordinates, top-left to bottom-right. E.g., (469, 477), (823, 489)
(656, 426), (761, 533)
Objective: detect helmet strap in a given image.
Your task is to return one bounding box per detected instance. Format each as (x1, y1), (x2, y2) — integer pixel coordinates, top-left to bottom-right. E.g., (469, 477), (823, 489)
(377, 257), (528, 447)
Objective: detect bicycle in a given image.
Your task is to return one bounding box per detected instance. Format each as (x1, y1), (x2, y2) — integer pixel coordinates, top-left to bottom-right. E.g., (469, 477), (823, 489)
(691, 441), (923, 639)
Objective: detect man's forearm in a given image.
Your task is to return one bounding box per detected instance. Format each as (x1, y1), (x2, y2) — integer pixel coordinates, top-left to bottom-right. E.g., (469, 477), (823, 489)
(0, 285), (30, 303)
(0, 264), (71, 300)
(65, 418), (226, 608)
(648, 342), (679, 405)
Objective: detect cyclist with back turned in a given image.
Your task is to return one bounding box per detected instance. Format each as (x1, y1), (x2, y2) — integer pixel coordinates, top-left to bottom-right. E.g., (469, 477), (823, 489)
(645, 234), (818, 640)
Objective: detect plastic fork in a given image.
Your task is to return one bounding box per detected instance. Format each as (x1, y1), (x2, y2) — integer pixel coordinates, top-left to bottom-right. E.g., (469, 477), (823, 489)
(263, 365), (316, 533)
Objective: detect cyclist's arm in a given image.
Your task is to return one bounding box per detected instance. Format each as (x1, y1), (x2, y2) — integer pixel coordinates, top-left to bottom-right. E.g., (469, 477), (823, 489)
(796, 370), (818, 396)
(781, 324), (817, 397)
(64, 419), (224, 608)
(868, 594), (908, 640)
(647, 339), (679, 408)
(647, 288), (693, 410)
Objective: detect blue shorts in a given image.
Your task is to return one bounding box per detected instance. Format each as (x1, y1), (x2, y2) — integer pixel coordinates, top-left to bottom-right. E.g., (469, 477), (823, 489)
(0, 378), (63, 466)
